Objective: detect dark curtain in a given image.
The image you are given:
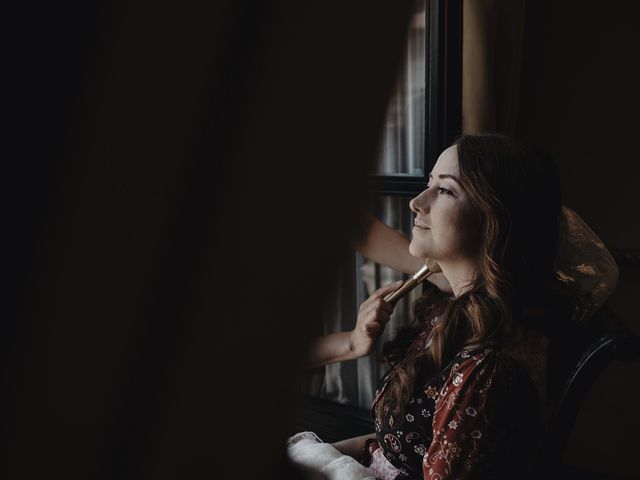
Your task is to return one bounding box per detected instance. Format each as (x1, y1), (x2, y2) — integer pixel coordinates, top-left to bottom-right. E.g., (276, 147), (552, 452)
(3, 1), (414, 478)
(462, 0), (526, 134)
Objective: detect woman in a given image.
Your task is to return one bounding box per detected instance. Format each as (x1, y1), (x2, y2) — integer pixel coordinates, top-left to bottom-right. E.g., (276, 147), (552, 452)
(331, 133), (563, 479)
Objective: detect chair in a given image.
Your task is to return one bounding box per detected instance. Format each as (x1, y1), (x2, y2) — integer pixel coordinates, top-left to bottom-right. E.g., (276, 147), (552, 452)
(536, 325), (640, 477)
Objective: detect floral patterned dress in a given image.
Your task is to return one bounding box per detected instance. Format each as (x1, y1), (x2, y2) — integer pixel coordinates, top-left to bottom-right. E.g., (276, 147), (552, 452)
(367, 344), (542, 479)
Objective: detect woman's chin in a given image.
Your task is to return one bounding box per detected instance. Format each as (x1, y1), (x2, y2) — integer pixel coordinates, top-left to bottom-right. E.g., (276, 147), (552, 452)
(409, 243), (431, 260)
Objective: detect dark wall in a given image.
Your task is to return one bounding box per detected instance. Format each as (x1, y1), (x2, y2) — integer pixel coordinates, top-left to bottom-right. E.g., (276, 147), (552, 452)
(519, 2), (640, 249)
(518, 2), (640, 478)
(3, 1), (414, 478)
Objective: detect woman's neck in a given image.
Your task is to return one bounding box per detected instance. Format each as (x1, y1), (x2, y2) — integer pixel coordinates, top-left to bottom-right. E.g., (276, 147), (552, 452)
(438, 258), (479, 298)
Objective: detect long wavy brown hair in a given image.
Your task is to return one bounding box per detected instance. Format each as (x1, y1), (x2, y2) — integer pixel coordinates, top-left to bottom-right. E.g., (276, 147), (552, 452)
(376, 133), (562, 418)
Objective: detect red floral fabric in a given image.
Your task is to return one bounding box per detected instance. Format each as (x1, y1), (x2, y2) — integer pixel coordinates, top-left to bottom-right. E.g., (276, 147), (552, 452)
(422, 348), (497, 479)
(371, 346), (542, 479)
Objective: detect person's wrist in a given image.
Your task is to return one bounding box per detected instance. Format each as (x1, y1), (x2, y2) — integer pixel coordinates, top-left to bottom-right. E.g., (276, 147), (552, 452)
(347, 330), (360, 360)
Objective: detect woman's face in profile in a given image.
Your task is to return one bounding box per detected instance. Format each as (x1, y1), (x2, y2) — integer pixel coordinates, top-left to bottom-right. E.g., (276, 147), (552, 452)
(409, 146), (480, 264)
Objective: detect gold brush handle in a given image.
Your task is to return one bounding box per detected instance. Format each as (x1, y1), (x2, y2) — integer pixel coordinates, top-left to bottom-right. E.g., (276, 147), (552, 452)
(383, 265), (434, 306)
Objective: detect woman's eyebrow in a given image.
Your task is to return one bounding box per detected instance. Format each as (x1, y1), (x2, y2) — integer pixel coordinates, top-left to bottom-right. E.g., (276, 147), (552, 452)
(428, 173), (461, 184)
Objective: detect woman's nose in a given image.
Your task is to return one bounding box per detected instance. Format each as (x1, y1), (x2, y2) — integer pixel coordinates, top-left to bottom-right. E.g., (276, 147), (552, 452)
(410, 190), (430, 214)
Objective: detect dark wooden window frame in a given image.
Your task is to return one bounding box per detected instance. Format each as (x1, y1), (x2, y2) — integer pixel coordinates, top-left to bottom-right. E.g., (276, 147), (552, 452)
(369, 0), (462, 198)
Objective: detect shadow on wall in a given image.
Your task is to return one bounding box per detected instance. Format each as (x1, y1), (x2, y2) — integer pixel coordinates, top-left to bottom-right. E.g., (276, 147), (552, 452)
(518, 2), (640, 478)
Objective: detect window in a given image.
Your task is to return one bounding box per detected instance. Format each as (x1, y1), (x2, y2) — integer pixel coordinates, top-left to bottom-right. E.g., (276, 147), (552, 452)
(307, 0), (462, 409)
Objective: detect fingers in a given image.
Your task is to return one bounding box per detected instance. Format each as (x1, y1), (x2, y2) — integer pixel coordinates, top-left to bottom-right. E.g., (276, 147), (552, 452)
(363, 307), (391, 334)
(371, 281), (404, 299)
(359, 280), (403, 312)
(359, 296), (393, 315)
(364, 317), (387, 334)
(359, 296), (393, 316)
(356, 280), (403, 340)
(365, 321), (382, 334)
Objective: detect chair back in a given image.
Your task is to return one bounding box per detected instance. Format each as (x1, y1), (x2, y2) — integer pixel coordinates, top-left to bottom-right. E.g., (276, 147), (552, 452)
(539, 327), (640, 471)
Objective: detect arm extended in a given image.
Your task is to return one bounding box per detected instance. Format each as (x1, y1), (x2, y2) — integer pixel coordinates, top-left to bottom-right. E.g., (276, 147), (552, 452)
(332, 433), (376, 462)
(353, 214), (451, 293)
(306, 214), (451, 368)
(306, 282), (401, 368)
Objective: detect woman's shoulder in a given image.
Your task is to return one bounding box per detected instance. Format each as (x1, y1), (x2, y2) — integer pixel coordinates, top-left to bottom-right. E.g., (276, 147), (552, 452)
(438, 343), (543, 411)
(452, 342), (536, 367)
(440, 344), (530, 390)
(448, 344), (500, 371)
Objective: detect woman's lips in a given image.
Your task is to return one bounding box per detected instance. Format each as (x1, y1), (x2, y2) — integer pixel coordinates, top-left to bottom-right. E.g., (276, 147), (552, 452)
(413, 224), (430, 231)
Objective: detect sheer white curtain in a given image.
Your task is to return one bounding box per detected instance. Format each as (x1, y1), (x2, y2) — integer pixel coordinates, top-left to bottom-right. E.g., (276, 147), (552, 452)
(311, 1), (428, 409)
(314, 198), (424, 408)
(378, 4), (426, 176)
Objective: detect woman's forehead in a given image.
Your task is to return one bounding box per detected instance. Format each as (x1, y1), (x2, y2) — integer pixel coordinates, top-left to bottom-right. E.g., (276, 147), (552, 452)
(431, 146), (459, 177)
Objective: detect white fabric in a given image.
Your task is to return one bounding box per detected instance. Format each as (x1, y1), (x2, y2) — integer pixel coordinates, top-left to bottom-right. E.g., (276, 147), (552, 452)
(287, 432), (376, 480)
(369, 447), (401, 480)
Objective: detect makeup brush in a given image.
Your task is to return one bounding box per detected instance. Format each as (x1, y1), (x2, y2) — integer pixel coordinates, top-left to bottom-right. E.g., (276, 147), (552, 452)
(383, 260), (441, 306)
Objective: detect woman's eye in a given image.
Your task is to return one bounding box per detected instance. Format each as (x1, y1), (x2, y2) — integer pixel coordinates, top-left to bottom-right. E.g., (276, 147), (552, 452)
(438, 187), (453, 195)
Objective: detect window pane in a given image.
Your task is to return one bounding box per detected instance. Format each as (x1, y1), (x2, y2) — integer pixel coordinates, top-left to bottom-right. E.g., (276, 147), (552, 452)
(307, 195), (424, 408)
(374, 0), (427, 176)
(352, 195), (422, 406)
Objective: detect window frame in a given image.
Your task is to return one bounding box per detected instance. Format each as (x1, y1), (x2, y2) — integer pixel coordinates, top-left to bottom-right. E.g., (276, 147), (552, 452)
(304, 0), (464, 410)
(368, 0), (462, 197)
